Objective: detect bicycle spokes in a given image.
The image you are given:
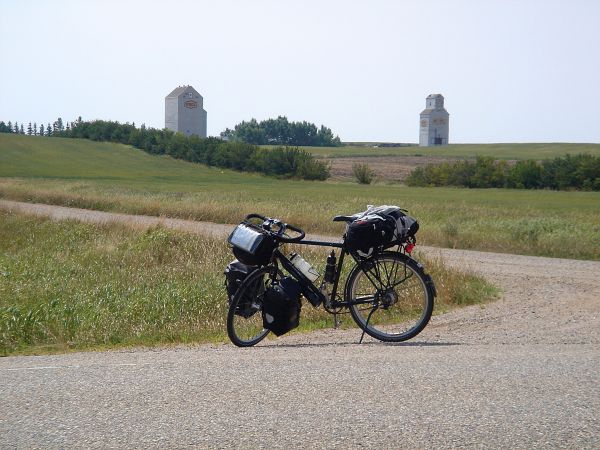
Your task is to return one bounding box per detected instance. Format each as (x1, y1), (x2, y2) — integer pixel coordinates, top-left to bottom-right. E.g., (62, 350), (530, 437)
(348, 254), (434, 342)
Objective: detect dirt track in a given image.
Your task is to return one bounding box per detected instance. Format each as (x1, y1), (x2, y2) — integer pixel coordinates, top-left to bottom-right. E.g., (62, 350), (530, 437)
(1, 199), (599, 448)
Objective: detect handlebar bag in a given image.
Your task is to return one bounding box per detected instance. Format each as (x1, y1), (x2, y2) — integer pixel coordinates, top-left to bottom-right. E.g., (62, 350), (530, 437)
(228, 223), (277, 266)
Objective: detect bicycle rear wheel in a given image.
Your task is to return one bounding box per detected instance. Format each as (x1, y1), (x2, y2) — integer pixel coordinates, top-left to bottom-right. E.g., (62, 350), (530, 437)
(227, 266), (274, 347)
(345, 252), (434, 342)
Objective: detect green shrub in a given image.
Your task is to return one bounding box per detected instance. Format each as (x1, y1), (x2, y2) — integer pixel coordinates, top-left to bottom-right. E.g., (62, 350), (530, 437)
(406, 154), (600, 191)
(352, 163), (375, 184)
(0, 212), (497, 355)
(52, 120), (330, 181)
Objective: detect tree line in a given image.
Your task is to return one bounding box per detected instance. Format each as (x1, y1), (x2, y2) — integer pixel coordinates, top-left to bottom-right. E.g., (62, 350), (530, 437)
(220, 116), (342, 147)
(0, 118), (330, 180)
(406, 155), (600, 191)
(0, 118), (70, 136)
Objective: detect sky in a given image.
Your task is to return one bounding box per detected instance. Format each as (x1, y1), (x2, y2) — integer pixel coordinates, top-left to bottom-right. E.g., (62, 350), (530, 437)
(1, 0), (599, 143)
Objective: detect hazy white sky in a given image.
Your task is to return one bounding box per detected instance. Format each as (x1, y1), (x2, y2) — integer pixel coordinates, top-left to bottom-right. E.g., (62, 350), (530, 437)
(1, 0), (599, 143)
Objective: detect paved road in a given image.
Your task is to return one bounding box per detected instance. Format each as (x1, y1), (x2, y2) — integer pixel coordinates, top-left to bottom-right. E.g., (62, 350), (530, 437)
(1, 200), (599, 448)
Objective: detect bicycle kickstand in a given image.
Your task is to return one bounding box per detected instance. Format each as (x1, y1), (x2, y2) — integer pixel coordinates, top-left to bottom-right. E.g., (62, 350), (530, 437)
(359, 305), (378, 344)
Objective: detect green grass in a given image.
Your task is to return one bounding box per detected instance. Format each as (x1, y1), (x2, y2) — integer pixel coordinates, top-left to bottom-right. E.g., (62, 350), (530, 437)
(300, 143), (600, 159)
(1, 134), (599, 260)
(0, 212), (496, 355)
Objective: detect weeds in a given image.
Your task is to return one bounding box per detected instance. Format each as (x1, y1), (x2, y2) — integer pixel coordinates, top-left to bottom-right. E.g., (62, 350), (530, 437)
(0, 212), (497, 355)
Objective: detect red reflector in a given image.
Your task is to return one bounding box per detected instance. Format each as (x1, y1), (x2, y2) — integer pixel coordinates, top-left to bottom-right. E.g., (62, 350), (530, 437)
(405, 243), (415, 254)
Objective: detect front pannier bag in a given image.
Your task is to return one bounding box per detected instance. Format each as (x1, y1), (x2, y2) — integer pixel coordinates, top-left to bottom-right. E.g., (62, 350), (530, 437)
(228, 222), (277, 266)
(224, 260), (263, 318)
(262, 277), (302, 336)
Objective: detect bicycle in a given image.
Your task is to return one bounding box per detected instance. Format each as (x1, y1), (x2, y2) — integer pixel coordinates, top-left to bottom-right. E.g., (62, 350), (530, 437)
(226, 212), (436, 347)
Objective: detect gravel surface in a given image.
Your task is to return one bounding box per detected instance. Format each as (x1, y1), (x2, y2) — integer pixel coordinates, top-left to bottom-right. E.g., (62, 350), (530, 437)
(1, 199), (599, 449)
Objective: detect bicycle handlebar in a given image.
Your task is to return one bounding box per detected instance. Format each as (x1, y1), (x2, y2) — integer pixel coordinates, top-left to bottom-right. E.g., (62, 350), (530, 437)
(244, 213), (306, 243)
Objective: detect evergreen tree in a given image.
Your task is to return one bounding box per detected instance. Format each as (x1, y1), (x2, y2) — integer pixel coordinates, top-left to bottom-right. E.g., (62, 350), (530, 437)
(46, 123), (52, 136)
(20, 124), (25, 134)
(14, 122), (19, 133)
(7, 121), (13, 133)
(66, 122), (71, 132)
(38, 124), (44, 136)
(56, 117), (64, 131)
(224, 116), (342, 146)
(27, 122), (33, 135)
(33, 122), (37, 136)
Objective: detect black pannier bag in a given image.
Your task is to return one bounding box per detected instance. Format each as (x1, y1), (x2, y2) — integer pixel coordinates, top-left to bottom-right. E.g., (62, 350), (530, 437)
(224, 260), (263, 318)
(228, 222), (277, 266)
(345, 205), (419, 256)
(345, 215), (396, 255)
(262, 277), (302, 336)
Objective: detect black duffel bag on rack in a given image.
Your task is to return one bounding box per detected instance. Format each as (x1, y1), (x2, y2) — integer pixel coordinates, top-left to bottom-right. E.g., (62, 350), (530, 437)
(345, 205), (419, 256)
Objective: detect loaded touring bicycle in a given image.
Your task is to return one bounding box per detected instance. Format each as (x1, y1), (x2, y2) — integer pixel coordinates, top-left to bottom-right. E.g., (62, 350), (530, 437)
(224, 205), (436, 347)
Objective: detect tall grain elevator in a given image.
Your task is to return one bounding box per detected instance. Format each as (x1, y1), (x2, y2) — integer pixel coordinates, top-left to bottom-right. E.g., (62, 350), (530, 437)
(165, 85), (207, 137)
(419, 94), (449, 146)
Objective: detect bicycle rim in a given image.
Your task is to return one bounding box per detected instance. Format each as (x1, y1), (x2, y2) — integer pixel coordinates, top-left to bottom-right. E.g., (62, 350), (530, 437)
(346, 254), (433, 342)
(227, 268), (271, 347)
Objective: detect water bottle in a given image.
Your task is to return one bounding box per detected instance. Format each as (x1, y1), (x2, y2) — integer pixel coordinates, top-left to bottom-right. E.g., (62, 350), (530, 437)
(324, 250), (336, 284)
(289, 253), (320, 282)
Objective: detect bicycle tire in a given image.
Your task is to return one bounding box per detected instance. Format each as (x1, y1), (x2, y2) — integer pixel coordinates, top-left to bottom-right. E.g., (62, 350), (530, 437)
(227, 266), (274, 347)
(345, 252), (434, 342)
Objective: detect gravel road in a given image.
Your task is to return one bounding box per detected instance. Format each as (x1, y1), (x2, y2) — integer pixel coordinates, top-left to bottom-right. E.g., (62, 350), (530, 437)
(1, 199), (599, 448)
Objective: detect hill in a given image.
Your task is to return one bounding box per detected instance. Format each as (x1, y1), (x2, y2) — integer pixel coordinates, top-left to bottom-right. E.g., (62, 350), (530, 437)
(0, 133), (268, 188)
(0, 134), (598, 259)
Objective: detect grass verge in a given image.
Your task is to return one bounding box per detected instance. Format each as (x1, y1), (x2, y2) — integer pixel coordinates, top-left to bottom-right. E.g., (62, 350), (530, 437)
(1, 134), (598, 260)
(0, 212), (497, 355)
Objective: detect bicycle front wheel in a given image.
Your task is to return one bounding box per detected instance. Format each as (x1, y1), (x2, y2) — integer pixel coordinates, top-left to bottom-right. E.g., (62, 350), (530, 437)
(345, 252), (434, 342)
(227, 266), (274, 347)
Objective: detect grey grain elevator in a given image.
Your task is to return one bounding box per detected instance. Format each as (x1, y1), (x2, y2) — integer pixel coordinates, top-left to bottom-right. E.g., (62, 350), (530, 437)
(165, 85), (207, 137)
(419, 94), (449, 146)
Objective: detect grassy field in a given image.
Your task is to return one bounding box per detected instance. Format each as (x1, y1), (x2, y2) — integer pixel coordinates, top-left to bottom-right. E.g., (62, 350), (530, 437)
(301, 143), (600, 159)
(1, 134), (599, 260)
(0, 212), (496, 355)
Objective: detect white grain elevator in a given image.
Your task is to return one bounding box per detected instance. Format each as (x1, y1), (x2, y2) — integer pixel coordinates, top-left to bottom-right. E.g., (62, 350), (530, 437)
(165, 85), (207, 137)
(419, 94), (449, 146)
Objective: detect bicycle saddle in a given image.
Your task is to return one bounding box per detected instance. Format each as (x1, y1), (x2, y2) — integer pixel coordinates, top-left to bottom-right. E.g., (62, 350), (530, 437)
(332, 215), (356, 223)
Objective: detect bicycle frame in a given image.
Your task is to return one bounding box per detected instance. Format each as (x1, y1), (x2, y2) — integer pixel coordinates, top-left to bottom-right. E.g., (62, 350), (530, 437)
(270, 238), (386, 310)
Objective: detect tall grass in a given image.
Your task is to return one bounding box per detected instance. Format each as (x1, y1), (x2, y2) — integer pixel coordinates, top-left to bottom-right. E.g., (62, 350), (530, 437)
(1, 134), (599, 260)
(1, 177), (598, 260)
(0, 212), (497, 355)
